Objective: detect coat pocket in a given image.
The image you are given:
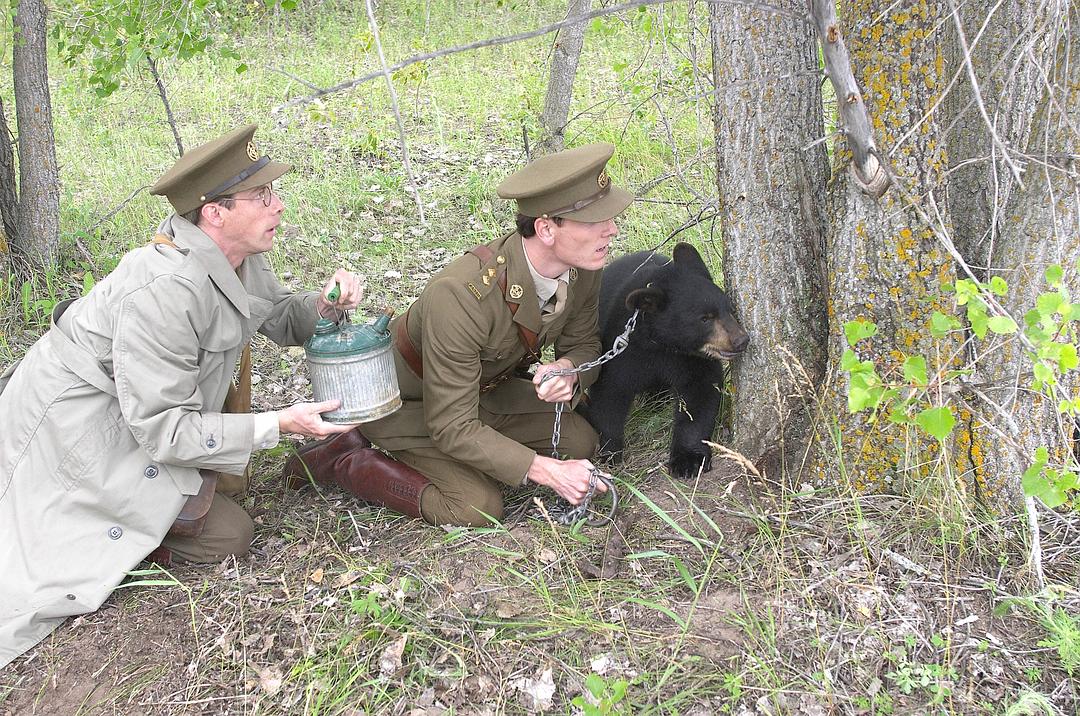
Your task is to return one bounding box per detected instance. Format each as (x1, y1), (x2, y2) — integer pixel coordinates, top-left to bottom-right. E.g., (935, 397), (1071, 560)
(54, 404), (125, 491)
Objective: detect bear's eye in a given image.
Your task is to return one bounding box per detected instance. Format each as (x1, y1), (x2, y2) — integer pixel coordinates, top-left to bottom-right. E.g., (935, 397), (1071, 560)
(700, 312), (715, 324)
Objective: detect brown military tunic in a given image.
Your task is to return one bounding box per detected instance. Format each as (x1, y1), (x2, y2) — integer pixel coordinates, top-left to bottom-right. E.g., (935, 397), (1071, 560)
(361, 231), (602, 524)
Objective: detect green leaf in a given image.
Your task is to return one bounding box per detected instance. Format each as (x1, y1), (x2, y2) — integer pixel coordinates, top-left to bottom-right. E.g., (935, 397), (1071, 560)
(1037, 292), (1067, 317)
(968, 306), (989, 339)
(844, 319), (878, 347)
(1059, 343), (1078, 370)
(989, 275), (1008, 296)
(848, 386), (870, 413)
(903, 356), (928, 386)
(930, 310), (960, 338)
(988, 315), (1018, 334)
(1045, 264), (1064, 287)
(586, 673), (605, 698)
(1033, 361), (1055, 387)
(916, 406), (955, 441)
(840, 349), (861, 371)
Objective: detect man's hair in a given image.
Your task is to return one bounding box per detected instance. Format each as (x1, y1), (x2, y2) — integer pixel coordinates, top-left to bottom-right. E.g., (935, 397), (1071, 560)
(183, 196), (235, 226)
(516, 213), (563, 238)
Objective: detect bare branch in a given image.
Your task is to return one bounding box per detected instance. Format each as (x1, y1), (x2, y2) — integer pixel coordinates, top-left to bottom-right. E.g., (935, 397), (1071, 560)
(946, 0), (1025, 186)
(147, 56), (183, 158)
(364, 0), (425, 225)
(808, 0), (891, 198)
(273, 0), (810, 115)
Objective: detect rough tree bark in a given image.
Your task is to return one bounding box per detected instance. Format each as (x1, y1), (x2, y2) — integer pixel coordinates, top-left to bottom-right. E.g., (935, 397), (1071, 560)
(809, 0), (977, 499)
(949, 1), (1079, 507)
(0, 100), (17, 277)
(538, 0), (590, 154)
(11, 0), (60, 273)
(709, 0), (829, 478)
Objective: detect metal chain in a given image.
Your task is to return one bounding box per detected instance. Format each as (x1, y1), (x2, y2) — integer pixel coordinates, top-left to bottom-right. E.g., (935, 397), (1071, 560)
(537, 309), (639, 526)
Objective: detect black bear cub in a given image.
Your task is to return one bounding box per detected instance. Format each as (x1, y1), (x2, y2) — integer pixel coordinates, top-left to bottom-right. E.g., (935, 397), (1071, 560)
(582, 243), (749, 478)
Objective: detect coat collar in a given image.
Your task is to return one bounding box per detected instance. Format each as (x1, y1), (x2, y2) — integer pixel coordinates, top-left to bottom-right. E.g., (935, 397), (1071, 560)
(159, 215), (252, 318)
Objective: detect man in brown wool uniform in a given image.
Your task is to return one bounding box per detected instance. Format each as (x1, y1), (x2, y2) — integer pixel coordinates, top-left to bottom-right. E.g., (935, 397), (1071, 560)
(283, 143), (634, 525)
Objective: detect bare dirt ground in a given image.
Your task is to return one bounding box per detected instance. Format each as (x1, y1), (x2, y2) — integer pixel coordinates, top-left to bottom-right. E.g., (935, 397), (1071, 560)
(2, 419), (1077, 715)
(1, 306), (1077, 716)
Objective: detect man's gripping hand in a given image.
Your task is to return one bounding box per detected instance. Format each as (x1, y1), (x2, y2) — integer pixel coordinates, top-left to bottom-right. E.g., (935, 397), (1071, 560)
(525, 454), (607, 504)
(279, 400), (356, 438)
(316, 269), (364, 318)
(532, 358), (578, 403)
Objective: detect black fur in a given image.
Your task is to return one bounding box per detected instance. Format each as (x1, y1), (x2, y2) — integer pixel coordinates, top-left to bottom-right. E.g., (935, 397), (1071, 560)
(582, 243), (749, 478)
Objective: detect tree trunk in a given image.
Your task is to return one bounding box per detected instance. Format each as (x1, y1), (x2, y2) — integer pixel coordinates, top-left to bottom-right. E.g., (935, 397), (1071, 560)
(538, 0), (590, 154)
(709, 0), (829, 478)
(0, 99), (17, 279)
(957, 3), (1079, 508)
(12, 0), (60, 273)
(944, 0), (1048, 272)
(810, 0), (976, 501)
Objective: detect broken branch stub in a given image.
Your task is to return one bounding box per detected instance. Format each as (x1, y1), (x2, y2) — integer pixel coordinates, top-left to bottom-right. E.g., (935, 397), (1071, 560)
(808, 0), (891, 199)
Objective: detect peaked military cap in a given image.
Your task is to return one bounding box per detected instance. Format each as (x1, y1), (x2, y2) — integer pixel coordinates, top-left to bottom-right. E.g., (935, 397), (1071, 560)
(150, 124), (291, 214)
(496, 142), (633, 222)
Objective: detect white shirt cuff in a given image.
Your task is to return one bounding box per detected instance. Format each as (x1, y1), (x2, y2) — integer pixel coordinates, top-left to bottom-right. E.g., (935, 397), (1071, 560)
(253, 412), (280, 450)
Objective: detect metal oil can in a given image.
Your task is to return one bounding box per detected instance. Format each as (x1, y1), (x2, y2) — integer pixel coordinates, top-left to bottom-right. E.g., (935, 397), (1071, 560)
(304, 308), (402, 424)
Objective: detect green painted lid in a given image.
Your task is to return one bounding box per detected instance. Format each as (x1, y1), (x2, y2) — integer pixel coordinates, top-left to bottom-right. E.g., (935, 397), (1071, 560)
(304, 311), (393, 358)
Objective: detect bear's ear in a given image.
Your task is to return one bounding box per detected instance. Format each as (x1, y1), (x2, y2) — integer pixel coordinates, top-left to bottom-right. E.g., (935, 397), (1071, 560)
(626, 285), (667, 313)
(672, 242), (712, 279)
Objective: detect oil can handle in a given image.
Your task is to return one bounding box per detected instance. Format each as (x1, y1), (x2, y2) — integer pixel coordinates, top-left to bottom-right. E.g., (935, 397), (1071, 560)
(326, 281), (341, 303)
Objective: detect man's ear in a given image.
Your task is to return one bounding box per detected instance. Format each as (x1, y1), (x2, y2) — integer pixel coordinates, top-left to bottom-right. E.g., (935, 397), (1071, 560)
(533, 217), (558, 247)
(200, 202), (225, 228)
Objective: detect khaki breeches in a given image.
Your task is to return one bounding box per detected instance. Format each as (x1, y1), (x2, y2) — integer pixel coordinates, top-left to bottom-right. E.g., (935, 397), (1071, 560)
(388, 409), (598, 527)
(161, 492), (254, 563)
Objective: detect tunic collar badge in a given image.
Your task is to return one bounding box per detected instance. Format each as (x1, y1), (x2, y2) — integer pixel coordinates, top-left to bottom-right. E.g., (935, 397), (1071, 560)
(508, 284), (524, 300)
(569, 268), (578, 282)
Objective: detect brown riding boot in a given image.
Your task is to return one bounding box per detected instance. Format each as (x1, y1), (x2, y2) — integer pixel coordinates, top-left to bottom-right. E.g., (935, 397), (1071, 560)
(283, 428), (370, 488)
(331, 448), (430, 519)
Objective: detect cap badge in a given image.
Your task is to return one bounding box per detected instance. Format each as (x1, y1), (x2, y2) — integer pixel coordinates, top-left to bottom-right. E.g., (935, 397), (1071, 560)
(246, 141), (259, 162)
(596, 170), (610, 190)
(508, 284), (524, 300)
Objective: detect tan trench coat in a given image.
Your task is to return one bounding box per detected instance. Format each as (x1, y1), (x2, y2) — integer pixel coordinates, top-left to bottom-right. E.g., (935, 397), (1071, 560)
(361, 232), (602, 485)
(0, 216), (321, 668)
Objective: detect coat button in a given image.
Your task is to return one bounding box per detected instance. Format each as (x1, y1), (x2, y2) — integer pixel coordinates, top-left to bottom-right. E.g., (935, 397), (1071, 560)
(108, 526), (123, 540)
(144, 464), (159, 478)
(206, 437), (217, 448)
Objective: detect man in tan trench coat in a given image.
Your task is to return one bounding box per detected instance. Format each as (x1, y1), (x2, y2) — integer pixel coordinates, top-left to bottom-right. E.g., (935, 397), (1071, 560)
(282, 143), (632, 526)
(0, 124), (363, 669)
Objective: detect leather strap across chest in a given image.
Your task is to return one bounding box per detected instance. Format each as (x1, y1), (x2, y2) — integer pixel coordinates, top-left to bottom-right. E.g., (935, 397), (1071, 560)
(394, 243), (540, 381)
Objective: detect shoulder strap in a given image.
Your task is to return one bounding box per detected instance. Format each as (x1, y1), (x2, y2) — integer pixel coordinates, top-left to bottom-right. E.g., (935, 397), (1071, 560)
(151, 233), (178, 249)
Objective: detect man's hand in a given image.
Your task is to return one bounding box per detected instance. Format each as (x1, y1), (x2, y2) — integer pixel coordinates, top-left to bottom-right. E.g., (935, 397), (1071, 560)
(532, 358), (578, 403)
(278, 400), (357, 438)
(526, 454), (607, 504)
(316, 269), (364, 318)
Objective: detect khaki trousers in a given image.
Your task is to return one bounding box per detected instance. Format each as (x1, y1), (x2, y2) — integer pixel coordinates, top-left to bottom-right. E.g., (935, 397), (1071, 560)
(161, 492), (254, 563)
(389, 409), (598, 526)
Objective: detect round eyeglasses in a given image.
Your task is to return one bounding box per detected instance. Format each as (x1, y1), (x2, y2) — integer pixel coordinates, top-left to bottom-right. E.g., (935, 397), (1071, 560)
(226, 185), (278, 207)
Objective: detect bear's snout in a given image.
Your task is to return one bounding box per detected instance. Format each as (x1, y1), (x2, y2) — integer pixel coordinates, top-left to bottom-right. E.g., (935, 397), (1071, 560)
(703, 315), (749, 360)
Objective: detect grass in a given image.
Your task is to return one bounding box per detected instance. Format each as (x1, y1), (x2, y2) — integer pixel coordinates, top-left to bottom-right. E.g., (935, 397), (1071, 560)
(1, 1), (1078, 714)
